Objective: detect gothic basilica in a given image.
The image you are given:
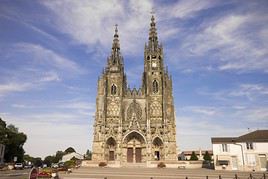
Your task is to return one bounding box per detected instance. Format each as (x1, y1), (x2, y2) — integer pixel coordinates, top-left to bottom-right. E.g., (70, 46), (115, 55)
(92, 15), (177, 166)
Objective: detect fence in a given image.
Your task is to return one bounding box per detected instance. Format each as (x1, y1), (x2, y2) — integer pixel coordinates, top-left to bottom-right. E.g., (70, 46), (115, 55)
(184, 173), (266, 179)
(103, 173), (267, 179)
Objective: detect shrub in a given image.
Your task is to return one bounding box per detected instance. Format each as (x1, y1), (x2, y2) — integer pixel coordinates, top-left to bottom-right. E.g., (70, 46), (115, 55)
(98, 162), (107, 167)
(190, 151), (198, 161)
(64, 160), (76, 168)
(203, 151), (212, 161)
(157, 162), (166, 168)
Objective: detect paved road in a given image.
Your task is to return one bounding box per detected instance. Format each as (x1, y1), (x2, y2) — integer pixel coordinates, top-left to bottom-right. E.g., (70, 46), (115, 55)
(61, 167), (267, 179)
(0, 169), (30, 179)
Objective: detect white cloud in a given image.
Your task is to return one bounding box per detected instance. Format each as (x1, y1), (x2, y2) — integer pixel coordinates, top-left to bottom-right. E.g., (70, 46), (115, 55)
(39, 71), (61, 82)
(14, 99), (96, 115)
(0, 42), (85, 97)
(59, 102), (95, 110)
(169, 10), (268, 73)
(14, 43), (82, 73)
(233, 107), (268, 123)
(180, 106), (218, 116)
(229, 84), (268, 100)
(198, 83), (268, 102)
(0, 71), (61, 97)
(1, 108), (93, 158)
(176, 104), (268, 151)
(11, 104), (28, 108)
(176, 115), (246, 151)
(20, 121), (91, 158)
(167, 0), (216, 19)
(0, 82), (33, 96)
(0, 14), (58, 42)
(40, 0), (153, 55)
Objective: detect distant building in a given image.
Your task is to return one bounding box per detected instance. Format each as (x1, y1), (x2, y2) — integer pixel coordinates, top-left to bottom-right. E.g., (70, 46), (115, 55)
(179, 150), (213, 161)
(211, 130), (268, 171)
(0, 144), (5, 164)
(61, 152), (84, 163)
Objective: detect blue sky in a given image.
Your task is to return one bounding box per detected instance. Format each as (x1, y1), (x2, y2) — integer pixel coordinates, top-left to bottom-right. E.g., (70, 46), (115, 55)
(0, 0), (267, 158)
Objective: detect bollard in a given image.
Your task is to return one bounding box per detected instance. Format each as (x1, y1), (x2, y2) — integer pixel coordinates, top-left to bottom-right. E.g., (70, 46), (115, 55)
(185, 177), (188, 179)
(249, 173), (253, 179)
(104, 177), (107, 179)
(150, 177), (153, 179)
(219, 175), (222, 179)
(206, 176), (208, 179)
(264, 173), (266, 179)
(235, 174), (238, 179)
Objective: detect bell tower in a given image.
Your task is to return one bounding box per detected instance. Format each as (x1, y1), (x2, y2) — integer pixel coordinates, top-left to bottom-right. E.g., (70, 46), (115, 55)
(142, 15), (177, 160)
(92, 25), (127, 161)
(143, 15), (164, 95)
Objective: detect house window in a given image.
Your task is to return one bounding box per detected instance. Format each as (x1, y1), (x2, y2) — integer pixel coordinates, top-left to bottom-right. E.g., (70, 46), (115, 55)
(246, 154), (256, 166)
(222, 144), (228, 152)
(246, 142), (254, 150)
(218, 160), (229, 166)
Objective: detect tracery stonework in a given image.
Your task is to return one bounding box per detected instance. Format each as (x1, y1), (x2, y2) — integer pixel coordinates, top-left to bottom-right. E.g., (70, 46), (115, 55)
(92, 16), (177, 166)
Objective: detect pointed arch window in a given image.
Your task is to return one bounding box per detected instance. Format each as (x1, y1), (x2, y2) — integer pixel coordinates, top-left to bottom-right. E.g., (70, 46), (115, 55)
(153, 80), (158, 93)
(111, 84), (117, 95)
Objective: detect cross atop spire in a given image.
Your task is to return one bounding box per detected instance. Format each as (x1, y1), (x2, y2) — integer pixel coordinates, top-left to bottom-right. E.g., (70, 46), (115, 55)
(150, 8), (155, 16)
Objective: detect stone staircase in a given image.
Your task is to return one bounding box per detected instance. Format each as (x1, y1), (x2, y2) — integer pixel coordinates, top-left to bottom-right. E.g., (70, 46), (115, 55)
(122, 162), (147, 168)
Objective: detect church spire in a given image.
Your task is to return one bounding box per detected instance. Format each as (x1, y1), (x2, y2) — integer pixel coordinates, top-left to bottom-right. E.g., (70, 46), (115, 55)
(109, 25), (122, 65)
(112, 24), (120, 52)
(107, 24), (123, 72)
(148, 15), (159, 51)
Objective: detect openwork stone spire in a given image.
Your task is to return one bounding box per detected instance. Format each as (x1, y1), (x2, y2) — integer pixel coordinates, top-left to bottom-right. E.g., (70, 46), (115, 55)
(112, 24), (120, 51)
(108, 24), (123, 68)
(148, 15), (159, 51)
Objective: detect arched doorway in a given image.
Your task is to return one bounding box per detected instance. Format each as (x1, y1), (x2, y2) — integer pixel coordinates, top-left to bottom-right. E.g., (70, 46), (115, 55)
(123, 131), (146, 163)
(106, 137), (116, 161)
(152, 137), (164, 160)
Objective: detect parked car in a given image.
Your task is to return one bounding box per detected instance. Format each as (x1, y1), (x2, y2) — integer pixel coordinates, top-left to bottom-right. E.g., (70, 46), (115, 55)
(14, 163), (23, 170)
(24, 164), (33, 169)
(51, 163), (59, 168)
(58, 162), (64, 168)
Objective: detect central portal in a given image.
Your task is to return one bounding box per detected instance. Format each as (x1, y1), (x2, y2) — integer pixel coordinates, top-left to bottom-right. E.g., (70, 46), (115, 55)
(127, 148), (133, 162)
(135, 148), (141, 162)
(127, 147), (142, 163)
(123, 131), (146, 163)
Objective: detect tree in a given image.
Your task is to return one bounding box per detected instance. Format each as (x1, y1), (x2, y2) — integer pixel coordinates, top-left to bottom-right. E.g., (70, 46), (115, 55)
(24, 154), (35, 165)
(33, 157), (43, 167)
(44, 155), (55, 167)
(190, 151), (198, 161)
(0, 118), (6, 128)
(203, 151), (212, 161)
(0, 118), (8, 144)
(54, 151), (65, 163)
(7, 124), (18, 133)
(85, 150), (92, 160)
(0, 118), (27, 162)
(65, 147), (76, 154)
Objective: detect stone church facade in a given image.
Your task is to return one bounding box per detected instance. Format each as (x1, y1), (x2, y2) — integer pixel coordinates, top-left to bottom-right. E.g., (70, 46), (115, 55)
(92, 16), (177, 166)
